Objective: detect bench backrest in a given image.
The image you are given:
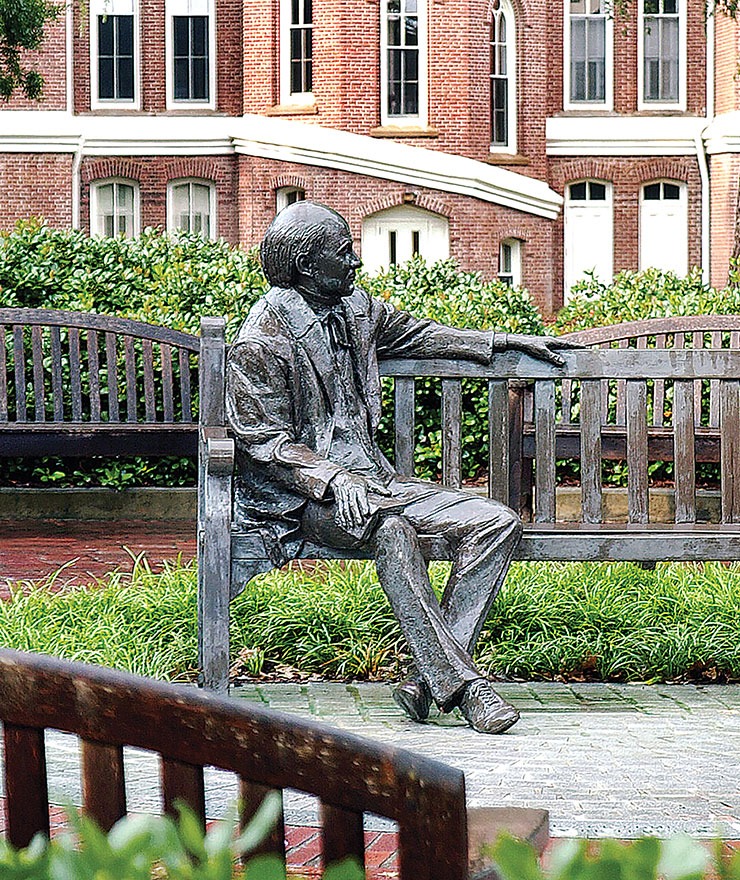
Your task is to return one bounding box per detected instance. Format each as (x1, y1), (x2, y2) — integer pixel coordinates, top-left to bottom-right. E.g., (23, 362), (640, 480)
(0, 309), (199, 428)
(200, 316), (740, 527)
(0, 648), (469, 880)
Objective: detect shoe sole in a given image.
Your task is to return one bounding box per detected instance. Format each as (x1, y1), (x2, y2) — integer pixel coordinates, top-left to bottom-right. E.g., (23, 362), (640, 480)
(469, 709), (520, 735)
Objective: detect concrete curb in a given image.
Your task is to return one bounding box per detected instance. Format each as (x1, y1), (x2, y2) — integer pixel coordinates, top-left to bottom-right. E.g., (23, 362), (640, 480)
(0, 488), (197, 521)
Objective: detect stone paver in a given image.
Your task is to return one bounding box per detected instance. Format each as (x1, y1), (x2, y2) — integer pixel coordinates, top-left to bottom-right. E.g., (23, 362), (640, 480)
(25, 681), (740, 840)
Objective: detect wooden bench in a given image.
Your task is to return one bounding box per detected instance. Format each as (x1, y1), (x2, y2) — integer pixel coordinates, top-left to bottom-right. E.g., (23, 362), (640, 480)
(0, 648), (545, 879)
(197, 316), (740, 694)
(0, 308), (199, 457)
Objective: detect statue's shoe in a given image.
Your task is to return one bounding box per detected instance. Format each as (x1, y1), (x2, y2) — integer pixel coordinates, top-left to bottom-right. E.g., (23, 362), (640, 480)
(458, 679), (519, 734)
(392, 677), (432, 722)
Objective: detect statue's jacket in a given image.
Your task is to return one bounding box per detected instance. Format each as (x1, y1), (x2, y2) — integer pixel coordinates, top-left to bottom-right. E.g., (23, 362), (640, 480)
(226, 285), (494, 565)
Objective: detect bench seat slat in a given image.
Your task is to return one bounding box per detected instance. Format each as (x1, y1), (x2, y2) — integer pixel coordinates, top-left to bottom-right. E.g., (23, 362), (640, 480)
(143, 339), (156, 422)
(50, 326), (64, 421)
(488, 379), (509, 504)
(179, 347), (193, 423)
(3, 723), (49, 849)
(394, 377), (415, 477)
(674, 380), (696, 523)
(441, 379), (462, 489)
(161, 343), (174, 422)
(69, 327), (82, 420)
(31, 326), (45, 421)
(81, 740), (127, 831)
(580, 379), (602, 523)
(720, 380), (740, 523)
(87, 330), (101, 421)
(626, 380), (648, 524)
(0, 326), (7, 422)
(106, 332), (119, 423)
(13, 325), (26, 422)
(124, 335), (137, 421)
(534, 379), (555, 522)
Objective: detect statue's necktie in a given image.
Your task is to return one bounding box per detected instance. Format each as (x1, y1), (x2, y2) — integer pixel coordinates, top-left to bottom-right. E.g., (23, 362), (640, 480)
(322, 307), (350, 349)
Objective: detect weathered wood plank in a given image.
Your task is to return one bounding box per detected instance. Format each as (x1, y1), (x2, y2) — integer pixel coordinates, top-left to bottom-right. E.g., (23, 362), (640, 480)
(320, 803), (366, 875)
(142, 339), (156, 422)
(239, 780), (286, 861)
(69, 327), (82, 420)
(87, 330), (101, 421)
(673, 380), (696, 523)
(709, 330), (722, 427)
(441, 379), (462, 489)
(81, 740), (126, 831)
(394, 376), (415, 477)
(179, 347), (193, 423)
(161, 758), (206, 828)
(4, 723), (49, 849)
(561, 378), (573, 425)
(653, 333), (666, 427)
(50, 326), (64, 421)
(31, 325), (45, 421)
(124, 335), (137, 422)
(161, 343), (174, 422)
(13, 325), (26, 422)
(626, 380), (648, 524)
(488, 379), (509, 505)
(614, 339), (628, 426)
(0, 326), (7, 422)
(580, 380), (603, 524)
(105, 332), (119, 423)
(720, 380), (740, 523)
(534, 379), (556, 523)
(199, 319), (226, 429)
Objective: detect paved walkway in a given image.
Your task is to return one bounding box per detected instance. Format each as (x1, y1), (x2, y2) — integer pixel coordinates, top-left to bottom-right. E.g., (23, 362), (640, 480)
(31, 681), (740, 841)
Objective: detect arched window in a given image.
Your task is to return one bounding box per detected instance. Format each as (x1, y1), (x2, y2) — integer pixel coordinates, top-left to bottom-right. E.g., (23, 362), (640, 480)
(90, 179), (139, 238)
(276, 186), (306, 212)
(639, 181), (688, 274)
(167, 179), (216, 237)
(564, 179), (613, 298)
(489, 0), (516, 152)
(361, 205), (449, 273)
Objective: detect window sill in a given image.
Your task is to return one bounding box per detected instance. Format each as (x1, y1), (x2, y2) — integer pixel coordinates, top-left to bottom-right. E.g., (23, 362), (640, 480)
(265, 102), (319, 116)
(370, 125), (439, 138)
(486, 153), (530, 166)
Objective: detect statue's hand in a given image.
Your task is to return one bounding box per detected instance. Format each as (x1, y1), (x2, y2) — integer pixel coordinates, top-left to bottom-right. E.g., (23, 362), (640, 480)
(330, 472), (391, 531)
(507, 334), (584, 367)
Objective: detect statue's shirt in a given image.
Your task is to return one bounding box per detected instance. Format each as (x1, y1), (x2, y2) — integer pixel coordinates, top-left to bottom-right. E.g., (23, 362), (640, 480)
(312, 301), (394, 487)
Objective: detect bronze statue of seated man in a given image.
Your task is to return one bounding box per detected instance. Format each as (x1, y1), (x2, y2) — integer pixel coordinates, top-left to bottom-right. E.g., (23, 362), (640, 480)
(226, 201), (574, 733)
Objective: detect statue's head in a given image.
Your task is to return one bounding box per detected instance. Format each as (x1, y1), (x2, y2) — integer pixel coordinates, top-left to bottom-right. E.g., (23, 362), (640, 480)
(260, 201), (361, 303)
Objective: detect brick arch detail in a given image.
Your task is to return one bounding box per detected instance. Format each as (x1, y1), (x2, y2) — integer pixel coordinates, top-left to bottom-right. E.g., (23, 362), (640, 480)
(270, 174), (310, 192)
(161, 158), (221, 182)
(550, 160), (618, 191)
(498, 225), (529, 243)
(626, 158), (695, 186)
(355, 192), (451, 221)
(82, 159), (145, 185)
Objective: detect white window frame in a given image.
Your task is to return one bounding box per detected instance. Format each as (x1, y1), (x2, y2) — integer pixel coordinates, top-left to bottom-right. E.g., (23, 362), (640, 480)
(380, 0), (429, 127)
(276, 186), (306, 211)
(498, 238), (522, 287)
(488, 0), (517, 154)
(563, 0), (613, 111)
(167, 179), (217, 238)
(638, 0), (685, 111)
(90, 179), (140, 238)
(165, 0), (216, 110)
(90, 0), (140, 110)
(280, 0), (314, 105)
(564, 178), (613, 298)
(639, 179), (688, 272)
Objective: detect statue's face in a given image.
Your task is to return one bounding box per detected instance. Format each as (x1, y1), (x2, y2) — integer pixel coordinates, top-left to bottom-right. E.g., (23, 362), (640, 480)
(307, 222), (362, 303)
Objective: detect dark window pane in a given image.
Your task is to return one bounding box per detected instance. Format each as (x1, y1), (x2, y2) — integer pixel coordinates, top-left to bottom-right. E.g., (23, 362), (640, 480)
(404, 48), (418, 80)
(291, 60), (302, 94)
(589, 182), (606, 200)
(192, 57), (208, 99)
(173, 17), (189, 56)
(98, 57), (114, 98)
(291, 28), (301, 59)
(174, 58), (189, 98)
(569, 182), (587, 200)
(664, 183), (680, 199)
(404, 81), (418, 115)
(644, 182), (661, 200)
(389, 230), (397, 264)
(192, 17), (207, 56)
(388, 78), (401, 115)
(117, 57), (134, 99)
(644, 0), (659, 12)
(388, 0), (401, 13)
(664, 0), (677, 11)
(412, 230), (420, 255)
(305, 57), (312, 91)
(388, 18), (401, 46)
(305, 0), (312, 23)
(99, 16), (114, 55)
(405, 16), (418, 46)
(117, 15), (133, 55)
(292, 0), (299, 23)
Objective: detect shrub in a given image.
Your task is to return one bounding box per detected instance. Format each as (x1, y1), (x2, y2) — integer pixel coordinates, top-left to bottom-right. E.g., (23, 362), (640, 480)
(552, 265), (740, 335)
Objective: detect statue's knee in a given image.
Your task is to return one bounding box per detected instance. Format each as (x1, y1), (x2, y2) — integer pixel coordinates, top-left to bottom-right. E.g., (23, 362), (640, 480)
(374, 514), (414, 546)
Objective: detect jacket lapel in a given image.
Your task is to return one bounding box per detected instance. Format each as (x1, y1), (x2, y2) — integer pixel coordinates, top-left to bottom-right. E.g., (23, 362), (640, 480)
(265, 287), (336, 408)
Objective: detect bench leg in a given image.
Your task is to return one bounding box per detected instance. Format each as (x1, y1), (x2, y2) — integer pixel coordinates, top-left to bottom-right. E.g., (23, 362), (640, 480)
(197, 459), (233, 694)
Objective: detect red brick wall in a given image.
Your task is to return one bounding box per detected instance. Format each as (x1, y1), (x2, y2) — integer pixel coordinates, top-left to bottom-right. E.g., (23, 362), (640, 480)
(237, 154), (557, 314)
(79, 155), (240, 243)
(715, 12), (740, 115)
(709, 153), (740, 287)
(4, 16), (67, 110)
(548, 156), (702, 309)
(0, 155), (73, 228)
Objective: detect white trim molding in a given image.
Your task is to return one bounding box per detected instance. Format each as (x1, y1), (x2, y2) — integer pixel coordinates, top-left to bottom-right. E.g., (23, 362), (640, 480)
(702, 112), (740, 154)
(546, 115), (705, 156)
(0, 112), (563, 219)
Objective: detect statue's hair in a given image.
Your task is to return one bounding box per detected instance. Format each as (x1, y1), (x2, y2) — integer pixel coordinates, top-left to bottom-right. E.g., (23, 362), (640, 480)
(260, 202), (349, 288)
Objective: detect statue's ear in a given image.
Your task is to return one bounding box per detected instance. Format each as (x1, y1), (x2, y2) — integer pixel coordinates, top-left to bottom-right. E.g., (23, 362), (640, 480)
(295, 251), (313, 277)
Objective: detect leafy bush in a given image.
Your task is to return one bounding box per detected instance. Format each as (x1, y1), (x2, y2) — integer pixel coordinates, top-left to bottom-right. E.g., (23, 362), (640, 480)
(552, 265), (740, 335)
(0, 797), (363, 879)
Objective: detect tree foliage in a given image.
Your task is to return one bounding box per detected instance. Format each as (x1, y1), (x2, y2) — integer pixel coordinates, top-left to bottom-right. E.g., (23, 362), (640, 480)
(0, 0), (61, 101)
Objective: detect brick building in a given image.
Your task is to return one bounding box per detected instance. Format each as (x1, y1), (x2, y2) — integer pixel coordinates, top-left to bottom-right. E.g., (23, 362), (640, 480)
(1, 0), (738, 315)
